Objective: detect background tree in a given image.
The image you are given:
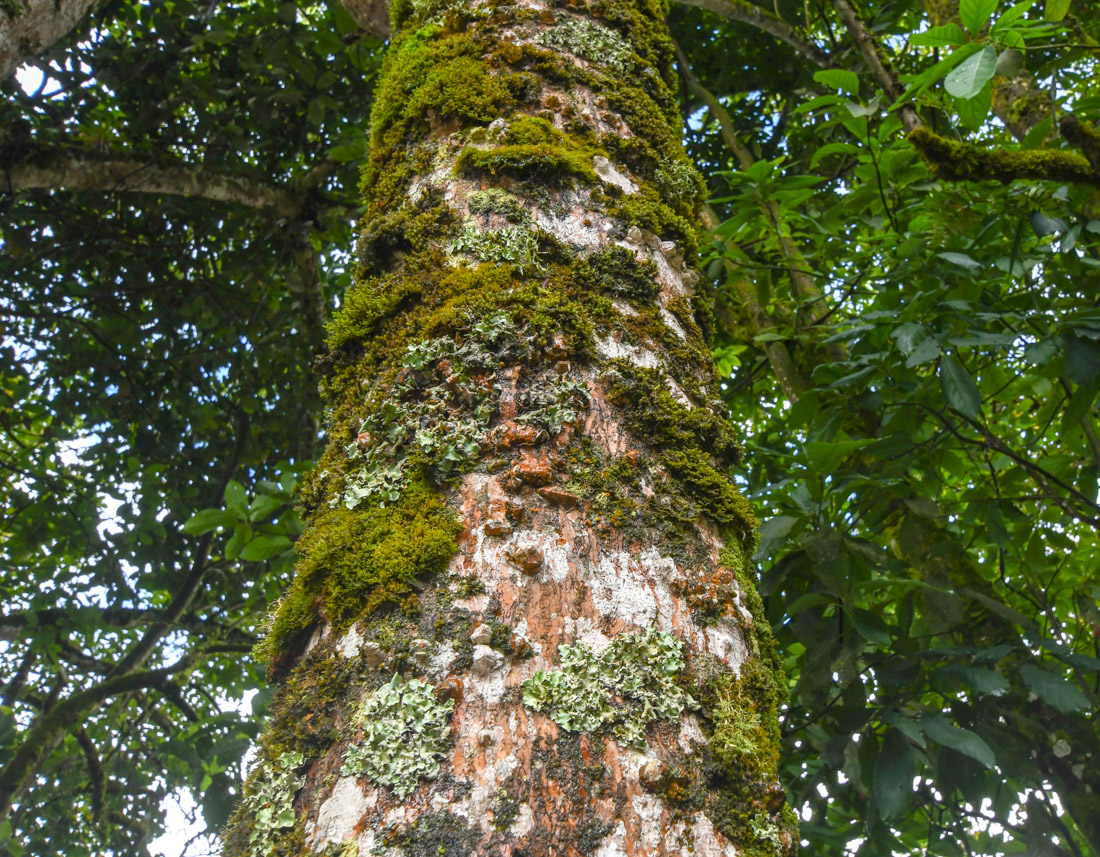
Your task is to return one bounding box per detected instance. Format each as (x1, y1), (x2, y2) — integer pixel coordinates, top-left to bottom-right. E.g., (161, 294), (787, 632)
(1, 0), (1098, 854)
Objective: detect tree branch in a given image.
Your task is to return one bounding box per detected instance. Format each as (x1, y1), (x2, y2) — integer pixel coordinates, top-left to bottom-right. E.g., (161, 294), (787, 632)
(673, 0), (833, 68)
(2, 142), (304, 216)
(830, 0), (921, 132)
(909, 127), (1100, 188)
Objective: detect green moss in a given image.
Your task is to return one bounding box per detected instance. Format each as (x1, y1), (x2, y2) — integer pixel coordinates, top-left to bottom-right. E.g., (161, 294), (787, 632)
(690, 547), (795, 856)
(659, 447), (756, 540)
(256, 479), (461, 663)
(610, 184), (700, 257)
(456, 137), (598, 184)
(909, 126), (1100, 187)
(576, 245), (659, 300)
(263, 649), (358, 756)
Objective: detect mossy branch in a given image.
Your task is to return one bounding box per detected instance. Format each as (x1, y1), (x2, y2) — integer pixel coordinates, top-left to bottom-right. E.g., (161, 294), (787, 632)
(1060, 114), (1100, 172)
(909, 127), (1100, 188)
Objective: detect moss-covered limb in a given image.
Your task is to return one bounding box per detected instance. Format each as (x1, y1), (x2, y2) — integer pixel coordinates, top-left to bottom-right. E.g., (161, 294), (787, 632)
(1061, 114), (1100, 172)
(909, 126), (1100, 188)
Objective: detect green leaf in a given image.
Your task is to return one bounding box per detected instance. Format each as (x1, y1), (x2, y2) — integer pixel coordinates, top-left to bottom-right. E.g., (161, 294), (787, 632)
(1019, 664), (1090, 712)
(922, 714), (996, 768)
(945, 665), (1010, 695)
(956, 81), (992, 130)
(945, 47), (998, 99)
(937, 251), (982, 270)
(960, 0), (999, 33)
(1062, 333), (1100, 387)
(248, 493), (285, 523)
(814, 69), (860, 95)
(224, 480), (248, 516)
(239, 534), (293, 562)
(910, 23), (968, 46)
(183, 508), (236, 536)
(852, 609), (892, 644)
(1044, 0), (1070, 20)
(940, 355), (982, 420)
(754, 515), (800, 561)
(874, 728), (915, 819)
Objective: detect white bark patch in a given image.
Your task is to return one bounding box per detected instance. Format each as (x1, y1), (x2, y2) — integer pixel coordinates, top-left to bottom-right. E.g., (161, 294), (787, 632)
(593, 156), (637, 193)
(593, 820), (628, 857)
(690, 812), (737, 856)
(705, 617), (749, 668)
(310, 777), (375, 850)
(595, 334), (659, 369)
(509, 802), (535, 837)
(337, 624), (363, 659)
(590, 550), (659, 627)
(429, 640), (456, 677)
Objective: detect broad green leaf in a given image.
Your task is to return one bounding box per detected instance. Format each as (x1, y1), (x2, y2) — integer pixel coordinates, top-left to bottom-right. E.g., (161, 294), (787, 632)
(937, 251), (982, 270)
(852, 609), (892, 644)
(224, 480), (248, 516)
(183, 508), (237, 535)
(910, 23), (968, 46)
(874, 728), (915, 819)
(940, 356), (982, 420)
(239, 534), (293, 562)
(814, 69), (860, 95)
(248, 493), (285, 523)
(945, 47), (998, 99)
(961, 0), (999, 33)
(754, 515), (800, 560)
(1019, 664), (1090, 712)
(956, 81), (992, 130)
(922, 714), (996, 768)
(1062, 333), (1100, 387)
(945, 666), (1010, 695)
(994, 48), (1024, 78)
(1044, 0), (1071, 20)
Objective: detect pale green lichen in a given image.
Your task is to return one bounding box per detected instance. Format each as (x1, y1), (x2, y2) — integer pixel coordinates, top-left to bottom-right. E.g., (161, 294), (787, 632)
(341, 675), (455, 797)
(241, 751), (304, 857)
(521, 627), (692, 746)
(467, 188), (530, 224)
(449, 223), (545, 274)
(342, 312), (520, 507)
(535, 17), (636, 75)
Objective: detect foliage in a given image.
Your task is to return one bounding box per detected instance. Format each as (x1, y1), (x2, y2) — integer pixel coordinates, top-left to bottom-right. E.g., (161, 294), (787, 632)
(674, 0), (1100, 851)
(0, 0), (378, 852)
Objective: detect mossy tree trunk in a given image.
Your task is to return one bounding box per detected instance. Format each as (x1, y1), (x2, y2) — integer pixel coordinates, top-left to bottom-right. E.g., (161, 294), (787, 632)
(223, 1), (795, 855)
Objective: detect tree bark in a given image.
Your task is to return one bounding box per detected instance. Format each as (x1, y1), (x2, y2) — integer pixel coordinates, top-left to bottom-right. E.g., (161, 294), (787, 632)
(0, 0), (102, 79)
(223, 2), (794, 855)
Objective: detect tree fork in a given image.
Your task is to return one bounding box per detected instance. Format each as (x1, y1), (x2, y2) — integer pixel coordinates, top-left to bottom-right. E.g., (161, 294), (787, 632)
(225, 2), (794, 855)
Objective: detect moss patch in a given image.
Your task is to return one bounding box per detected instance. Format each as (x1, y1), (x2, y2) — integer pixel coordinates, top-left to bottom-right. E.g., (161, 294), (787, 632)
(256, 479), (461, 663)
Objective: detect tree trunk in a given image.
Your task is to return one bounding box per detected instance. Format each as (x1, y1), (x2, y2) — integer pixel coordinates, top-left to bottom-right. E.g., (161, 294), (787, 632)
(223, 1), (795, 855)
(0, 0), (102, 79)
